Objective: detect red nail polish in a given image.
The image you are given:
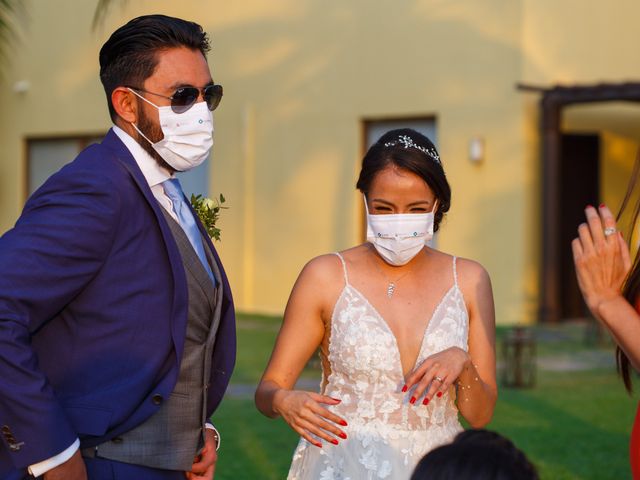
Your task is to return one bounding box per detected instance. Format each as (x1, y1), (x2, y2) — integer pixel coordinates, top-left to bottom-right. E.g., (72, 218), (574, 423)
(315, 442), (322, 448)
(401, 385), (408, 393)
(410, 397), (416, 404)
(331, 397), (341, 402)
(586, 204), (593, 209)
(422, 397), (430, 405)
(437, 392), (443, 398)
(599, 203), (606, 209)
(339, 432), (347, 439)
(331, 439), (339, 445)
(340, 420), (348, 426)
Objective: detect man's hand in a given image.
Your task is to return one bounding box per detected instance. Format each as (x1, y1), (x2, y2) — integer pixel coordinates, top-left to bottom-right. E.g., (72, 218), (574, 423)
(43, 450), (87, 480)
(185, 428), (218, 479)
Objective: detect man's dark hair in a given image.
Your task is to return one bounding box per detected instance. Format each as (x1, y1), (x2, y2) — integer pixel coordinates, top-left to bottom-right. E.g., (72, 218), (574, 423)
(411, 429), (539, 480)
(99, 14), (211, 122)
(356, 128), (451, 232)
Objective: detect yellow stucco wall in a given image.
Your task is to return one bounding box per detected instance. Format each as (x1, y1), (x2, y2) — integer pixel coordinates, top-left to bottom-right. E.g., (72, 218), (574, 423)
(1, 0), (638, 323)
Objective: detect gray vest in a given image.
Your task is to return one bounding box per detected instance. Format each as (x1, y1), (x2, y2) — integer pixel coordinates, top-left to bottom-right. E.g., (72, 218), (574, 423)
(93, 209), (223, 471)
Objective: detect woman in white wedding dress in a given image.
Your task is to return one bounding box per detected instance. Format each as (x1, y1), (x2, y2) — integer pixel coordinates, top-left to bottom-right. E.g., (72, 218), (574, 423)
(255, 128), (497, 480)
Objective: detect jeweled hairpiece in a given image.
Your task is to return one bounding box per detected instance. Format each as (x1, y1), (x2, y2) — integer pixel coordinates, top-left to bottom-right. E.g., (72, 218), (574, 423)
(383, 134), (441, 164)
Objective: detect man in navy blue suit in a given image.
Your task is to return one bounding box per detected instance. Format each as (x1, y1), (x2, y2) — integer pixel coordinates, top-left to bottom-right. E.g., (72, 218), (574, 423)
(0, 15), (235, 480)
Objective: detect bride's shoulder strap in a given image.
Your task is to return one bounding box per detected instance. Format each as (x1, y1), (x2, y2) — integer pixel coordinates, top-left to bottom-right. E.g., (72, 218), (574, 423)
(452, 255), (459, 287)
(332, 252), (350, 286)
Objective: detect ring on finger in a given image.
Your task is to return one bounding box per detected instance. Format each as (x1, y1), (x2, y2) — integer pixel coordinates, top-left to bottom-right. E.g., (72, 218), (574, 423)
(604, 227), (617, 237)
(434, 375), (444, 383)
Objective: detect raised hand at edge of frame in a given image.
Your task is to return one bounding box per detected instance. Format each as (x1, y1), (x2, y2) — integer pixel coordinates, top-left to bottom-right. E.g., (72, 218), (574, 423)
(571, 204), (632, 318)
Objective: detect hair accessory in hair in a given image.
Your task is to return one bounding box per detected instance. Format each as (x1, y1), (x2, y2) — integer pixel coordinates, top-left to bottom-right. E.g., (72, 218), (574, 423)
(384, 134), (441, 164)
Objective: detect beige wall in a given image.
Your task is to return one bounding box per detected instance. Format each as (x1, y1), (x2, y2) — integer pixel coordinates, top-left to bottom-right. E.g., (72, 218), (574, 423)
(0, 1), (111, 224)
(522, 0), (640, 85)
(210, 0), (528, 319)
(1, 0), (638, 323)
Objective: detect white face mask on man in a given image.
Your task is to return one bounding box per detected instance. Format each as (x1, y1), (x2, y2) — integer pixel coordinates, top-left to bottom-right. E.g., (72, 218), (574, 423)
(128, 88), (214, 171)
(365, 197), (437, 266)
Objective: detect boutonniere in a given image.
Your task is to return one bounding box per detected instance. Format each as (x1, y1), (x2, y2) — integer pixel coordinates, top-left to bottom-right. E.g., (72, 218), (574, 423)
(190, 193), (228, 241)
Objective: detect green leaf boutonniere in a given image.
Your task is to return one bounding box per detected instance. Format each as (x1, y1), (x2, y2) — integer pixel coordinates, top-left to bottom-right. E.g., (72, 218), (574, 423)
(190, 193), (228, 241)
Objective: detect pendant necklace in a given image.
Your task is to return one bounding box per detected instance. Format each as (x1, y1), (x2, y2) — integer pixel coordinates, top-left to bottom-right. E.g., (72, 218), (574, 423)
(369, 249), (413, 298)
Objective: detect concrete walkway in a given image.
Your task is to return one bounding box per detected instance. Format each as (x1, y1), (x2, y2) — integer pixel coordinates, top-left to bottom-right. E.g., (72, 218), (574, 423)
(225, 378), (320, 398)
(535, 349), (615, 371)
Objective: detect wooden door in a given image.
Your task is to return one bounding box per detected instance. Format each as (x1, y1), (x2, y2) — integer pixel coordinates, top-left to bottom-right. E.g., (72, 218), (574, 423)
(559, 134), (600, 319)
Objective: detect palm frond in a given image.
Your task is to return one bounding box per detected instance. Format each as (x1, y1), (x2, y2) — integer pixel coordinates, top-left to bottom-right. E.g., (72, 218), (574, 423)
(92, 0), (129, 31)
(0, 0), (26, 69)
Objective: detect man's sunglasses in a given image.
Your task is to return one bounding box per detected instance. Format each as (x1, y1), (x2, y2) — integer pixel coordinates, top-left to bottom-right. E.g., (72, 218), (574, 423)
(126, 84), (223, 114)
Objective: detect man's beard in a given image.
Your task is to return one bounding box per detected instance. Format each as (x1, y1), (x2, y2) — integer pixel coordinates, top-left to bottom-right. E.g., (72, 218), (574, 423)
(136, 107), (176, 173)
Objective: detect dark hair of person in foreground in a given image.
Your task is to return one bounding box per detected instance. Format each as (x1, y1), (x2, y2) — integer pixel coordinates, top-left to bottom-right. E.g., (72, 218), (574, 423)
(410, 429), (539, 480)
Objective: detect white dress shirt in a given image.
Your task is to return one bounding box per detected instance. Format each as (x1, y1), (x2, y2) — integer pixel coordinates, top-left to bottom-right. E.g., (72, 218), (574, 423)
(113, 126), (178, 221)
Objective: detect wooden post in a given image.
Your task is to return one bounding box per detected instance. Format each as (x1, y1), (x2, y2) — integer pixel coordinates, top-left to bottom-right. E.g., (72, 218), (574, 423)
(540, 95), (562, 323)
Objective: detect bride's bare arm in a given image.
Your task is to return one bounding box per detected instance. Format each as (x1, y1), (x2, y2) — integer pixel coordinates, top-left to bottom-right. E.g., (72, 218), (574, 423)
(455, 260), (497, 427)
(255, 256), (348, 447)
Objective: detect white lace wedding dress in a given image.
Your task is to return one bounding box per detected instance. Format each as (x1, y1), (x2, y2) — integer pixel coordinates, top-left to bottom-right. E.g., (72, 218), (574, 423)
(287, 252), (469, 480)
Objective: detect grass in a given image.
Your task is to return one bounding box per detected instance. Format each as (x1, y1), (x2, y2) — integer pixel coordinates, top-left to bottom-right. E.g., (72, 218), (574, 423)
(228, 313), (282, 384)
(211, 314), (638, 479)
(231, 313), (320, 384)
(213, 398), (299, 479)
(489, 370), (635, 479)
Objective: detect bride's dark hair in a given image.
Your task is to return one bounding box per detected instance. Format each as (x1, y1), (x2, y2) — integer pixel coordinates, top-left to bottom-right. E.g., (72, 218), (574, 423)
(617, 152), (640, 392)
(356, 128), (451, 232)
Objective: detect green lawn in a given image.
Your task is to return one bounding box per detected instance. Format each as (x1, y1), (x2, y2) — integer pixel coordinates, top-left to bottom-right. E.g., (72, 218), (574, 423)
(212, 314), (638, 479)
(489, 370), (635, 479)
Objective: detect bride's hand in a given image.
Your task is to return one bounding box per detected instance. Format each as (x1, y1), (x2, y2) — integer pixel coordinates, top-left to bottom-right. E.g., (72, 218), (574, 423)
(403, 347), (470, 405)
(272, 389), (348, 448)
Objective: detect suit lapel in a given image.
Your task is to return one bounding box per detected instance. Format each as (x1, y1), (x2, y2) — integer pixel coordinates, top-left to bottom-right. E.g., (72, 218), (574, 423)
(100, 130), (189, 361)
(101, 129), (232, 339)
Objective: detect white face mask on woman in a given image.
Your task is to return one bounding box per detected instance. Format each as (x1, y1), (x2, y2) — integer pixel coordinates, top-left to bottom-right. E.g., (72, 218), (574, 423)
(365, 197), (437, 266)
(128, 88), (214, 171)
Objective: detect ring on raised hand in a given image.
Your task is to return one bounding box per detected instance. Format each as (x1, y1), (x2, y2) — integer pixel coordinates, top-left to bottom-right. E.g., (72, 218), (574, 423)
(604, 227), (617, 237)
(434, 376), (444, 383)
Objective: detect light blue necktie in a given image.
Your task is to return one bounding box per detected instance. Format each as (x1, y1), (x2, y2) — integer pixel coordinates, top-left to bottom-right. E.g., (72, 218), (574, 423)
(163, 178), (215, 285)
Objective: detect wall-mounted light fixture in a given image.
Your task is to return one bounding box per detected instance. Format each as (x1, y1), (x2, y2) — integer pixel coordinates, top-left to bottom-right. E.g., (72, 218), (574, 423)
(469, 137), (484, 164)
(13, 80), (30, 94)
